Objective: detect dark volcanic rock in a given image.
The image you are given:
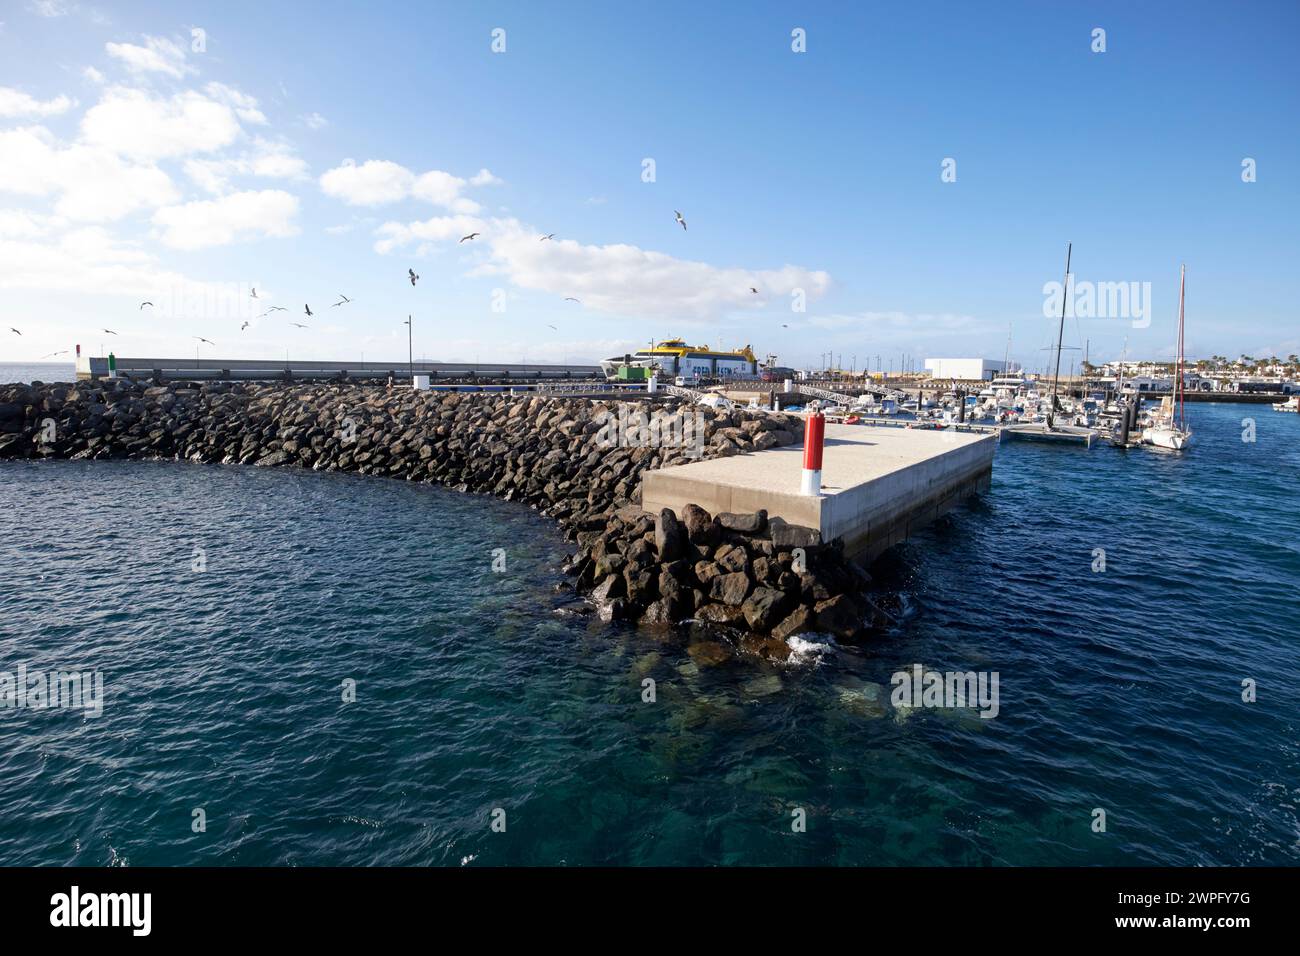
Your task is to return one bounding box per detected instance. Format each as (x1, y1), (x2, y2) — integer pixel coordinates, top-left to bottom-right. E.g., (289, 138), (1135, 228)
(681, 503), (714, 543)
(742, 586), (793, 632)
(768, 516), (822, 550)
(813, 594), (863, 640)
(654, 508), (685, 562)
(710, 571), (752, 607)
(717, 510), (767, 534)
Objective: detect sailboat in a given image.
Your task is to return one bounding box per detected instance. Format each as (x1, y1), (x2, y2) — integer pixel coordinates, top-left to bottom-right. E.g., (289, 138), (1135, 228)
(1003, 242), (1098, 447)
(1142, 264), (1194, 451)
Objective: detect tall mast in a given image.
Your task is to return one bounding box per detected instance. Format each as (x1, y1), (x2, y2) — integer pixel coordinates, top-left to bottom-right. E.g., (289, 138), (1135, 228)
(1176, 264), (1186, 429)
(1048, 242), (1072, 429)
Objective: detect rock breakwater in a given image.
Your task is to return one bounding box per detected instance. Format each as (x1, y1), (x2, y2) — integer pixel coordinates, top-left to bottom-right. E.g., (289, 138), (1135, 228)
(1, 379), (887, 655)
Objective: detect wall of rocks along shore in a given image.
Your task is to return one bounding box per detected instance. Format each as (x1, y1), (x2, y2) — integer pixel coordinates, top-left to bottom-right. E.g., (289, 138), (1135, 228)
(1, 379), (889, 657)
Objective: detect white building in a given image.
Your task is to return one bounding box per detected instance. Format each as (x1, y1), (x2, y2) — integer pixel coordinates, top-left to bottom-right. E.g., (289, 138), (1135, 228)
(923, 358), (1008, 381)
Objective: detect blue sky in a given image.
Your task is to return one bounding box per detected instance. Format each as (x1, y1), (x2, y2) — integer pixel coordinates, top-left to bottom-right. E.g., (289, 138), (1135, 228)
(1, 0), (1297, 370)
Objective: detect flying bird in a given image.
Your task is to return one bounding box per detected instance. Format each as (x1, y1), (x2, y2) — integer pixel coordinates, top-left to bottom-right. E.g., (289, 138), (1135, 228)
(241, 321), (250, 331)
(194, 336), (214, 346)
(102, 329), (118, 335)
(268, 306), (287, 313)
(459, 232), (479, 243)
(749, 287), (758, 294)
(674, 210), (687, 231)
(139, 301), (153, 310)
(250, 288), (258, 299)
(291, 322), (309, 329)
(547, 324), (558, 331)
(408, 269), (419, 286)
(540, 233), (555, 241)
(563, 297), (581, 303)
(41, 350), (68, 358)
(304, 304), (313, 317)
(9, 328), (20, 336)
(332, 295), (352, 307)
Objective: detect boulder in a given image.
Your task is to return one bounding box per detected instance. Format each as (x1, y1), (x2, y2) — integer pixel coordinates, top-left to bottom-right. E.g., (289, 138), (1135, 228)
(813, 594), (862, 640)
(654, 508), (685, 561)
(768, 516), (822, 550)
(680, 502), (714, 543)
(717, 510), (767, 534)
(742, 586), (793, 632)
(709, 571), (752, 607)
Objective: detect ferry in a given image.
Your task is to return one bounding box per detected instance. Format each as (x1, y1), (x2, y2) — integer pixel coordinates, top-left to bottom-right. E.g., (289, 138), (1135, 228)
(599, 339), (761, 382)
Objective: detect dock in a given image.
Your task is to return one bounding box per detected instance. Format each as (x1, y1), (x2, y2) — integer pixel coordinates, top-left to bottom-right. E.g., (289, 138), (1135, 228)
(641, 423), (998, 562)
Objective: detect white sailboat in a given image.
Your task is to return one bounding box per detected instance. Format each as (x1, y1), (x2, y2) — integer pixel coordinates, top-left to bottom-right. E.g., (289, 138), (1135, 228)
(1142, 264), (1194, 451)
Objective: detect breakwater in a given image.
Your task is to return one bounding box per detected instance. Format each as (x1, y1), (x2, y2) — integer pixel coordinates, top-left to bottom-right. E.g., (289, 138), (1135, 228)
(0, 379), (889, 654)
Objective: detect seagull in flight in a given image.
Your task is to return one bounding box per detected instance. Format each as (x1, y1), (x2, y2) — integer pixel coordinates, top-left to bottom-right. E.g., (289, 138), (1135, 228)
(241, 321), (250, 331)
(41, 350), (69, 358)
(674, 210), (687, 231)
(139, 301), (153, 310)
(194, 336), (215, 346)
(563, 297), (581, 303)
(267, 306), (287, 313)
(332, 295), (352, 307)
(9, 327), (20, 336)
(102, 329), (118, 335)
(408, 269), (419, 286)
(291, 322), (310, 329)
(250, 288), (258, 299)
(304, 304), (313, 318)
(540, 233), (555, 241)
(749, 287), (758, 294)
(547, 324), (558, 331)
(459, 232), (479, 243)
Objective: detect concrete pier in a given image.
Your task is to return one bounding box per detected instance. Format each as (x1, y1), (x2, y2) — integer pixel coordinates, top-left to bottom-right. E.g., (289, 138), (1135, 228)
(641, 423), (997, 561)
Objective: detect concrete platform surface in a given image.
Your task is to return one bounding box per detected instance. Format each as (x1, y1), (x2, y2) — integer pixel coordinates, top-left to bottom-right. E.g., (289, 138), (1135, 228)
(641, 423), (998, 560)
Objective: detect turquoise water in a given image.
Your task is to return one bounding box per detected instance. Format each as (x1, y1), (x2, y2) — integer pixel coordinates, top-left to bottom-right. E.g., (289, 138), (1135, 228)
(1, 402), (1297, 865)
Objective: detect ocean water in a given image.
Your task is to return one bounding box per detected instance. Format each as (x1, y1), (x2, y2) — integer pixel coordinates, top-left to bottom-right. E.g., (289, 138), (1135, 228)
(0, 362), (77, 384)
(0, 402), (1296, 866)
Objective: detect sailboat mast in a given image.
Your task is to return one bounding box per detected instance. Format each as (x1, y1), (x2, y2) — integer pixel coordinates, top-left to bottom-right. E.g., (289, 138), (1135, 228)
(1048, 242), (1072, 428)
(1176, 264), (1186, 429)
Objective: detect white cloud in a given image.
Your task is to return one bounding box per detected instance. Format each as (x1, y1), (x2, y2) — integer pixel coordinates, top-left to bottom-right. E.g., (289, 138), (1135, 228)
(325, 224), (353, 235)
(0, 210), (60, 239)
(373, 216), (832, 319)
(0, 125), (179, 221)
(151, 189), (300, 250)
(373, 215), (485, 254)
(0, 87), (74, 118)
(29, 1), (72, 17)
(320, 158), (489, 212)
(203, 82), (267, 125)
(83, 66), (105, 85)
(320, 159), (414, 206)
(301, 112), (328, 130)
(0, 226), (180, 296)
(469, 168), (502, 186)
(104, 35), (194, 79)
(184, 139), (308, 194)
(81, 86), (243, 161)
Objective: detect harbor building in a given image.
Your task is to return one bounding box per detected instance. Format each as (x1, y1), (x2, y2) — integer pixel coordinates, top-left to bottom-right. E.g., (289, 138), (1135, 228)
(923, 358), (1008, 381)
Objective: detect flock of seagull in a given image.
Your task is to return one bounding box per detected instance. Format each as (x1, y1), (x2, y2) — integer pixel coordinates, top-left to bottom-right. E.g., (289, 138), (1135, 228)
(10, 210), (776, 359)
